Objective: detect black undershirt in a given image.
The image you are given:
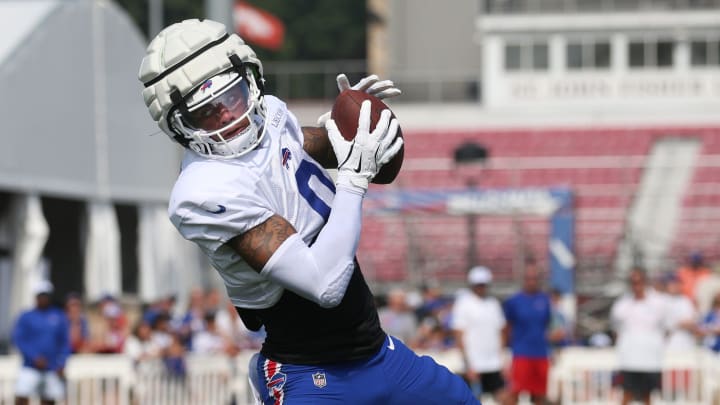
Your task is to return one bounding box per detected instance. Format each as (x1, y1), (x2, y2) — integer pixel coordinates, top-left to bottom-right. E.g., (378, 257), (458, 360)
(236, 262), (386, 365)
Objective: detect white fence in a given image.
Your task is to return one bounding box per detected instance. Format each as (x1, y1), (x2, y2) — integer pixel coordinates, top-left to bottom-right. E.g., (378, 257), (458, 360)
(1, 348), (720, 405)
(0, 352), (256, 405)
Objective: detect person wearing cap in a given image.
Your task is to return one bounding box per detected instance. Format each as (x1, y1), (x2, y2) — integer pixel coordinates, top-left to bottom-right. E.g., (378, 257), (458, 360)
(11, 280), (71, 405)
(451, 266), (509, 404)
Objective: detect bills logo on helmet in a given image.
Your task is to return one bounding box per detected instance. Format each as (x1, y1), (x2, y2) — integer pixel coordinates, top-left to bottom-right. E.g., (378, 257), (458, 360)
(281, 147), (292, 169)
(312, 372), (327, 388)
(200, 79), (213, 92)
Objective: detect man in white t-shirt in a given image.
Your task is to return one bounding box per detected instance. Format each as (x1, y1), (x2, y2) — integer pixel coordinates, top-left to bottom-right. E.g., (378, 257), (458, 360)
(452, 266), (509, 404)
(610, 268), (669, 405)
(663, 274), (698, 350)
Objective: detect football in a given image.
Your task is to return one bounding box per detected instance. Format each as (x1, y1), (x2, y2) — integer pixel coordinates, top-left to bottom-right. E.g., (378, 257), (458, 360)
(330, 89), (404, 184)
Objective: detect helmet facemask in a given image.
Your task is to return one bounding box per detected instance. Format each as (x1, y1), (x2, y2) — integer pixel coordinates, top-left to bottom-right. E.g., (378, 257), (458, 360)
(168, 63), (266, 159)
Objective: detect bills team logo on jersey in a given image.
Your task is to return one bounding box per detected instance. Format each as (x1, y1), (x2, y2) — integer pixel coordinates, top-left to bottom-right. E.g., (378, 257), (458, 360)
(281, 147), (292, 169)
(312, 371), (327, 388)
(267, 371), (287, 391)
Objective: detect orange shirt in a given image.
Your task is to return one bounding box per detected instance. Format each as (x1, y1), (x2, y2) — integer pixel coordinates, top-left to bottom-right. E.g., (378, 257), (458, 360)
(677, 266), (712, 303)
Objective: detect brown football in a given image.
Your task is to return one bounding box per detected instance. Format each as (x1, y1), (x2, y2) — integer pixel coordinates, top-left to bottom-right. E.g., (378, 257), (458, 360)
(330, 89), (404, 184)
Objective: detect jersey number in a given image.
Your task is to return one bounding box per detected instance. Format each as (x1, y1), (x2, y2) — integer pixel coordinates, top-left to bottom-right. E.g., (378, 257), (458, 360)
(295, 160), (336, 222)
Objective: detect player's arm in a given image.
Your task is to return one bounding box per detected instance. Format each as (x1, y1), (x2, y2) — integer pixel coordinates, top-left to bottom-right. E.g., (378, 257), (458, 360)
(302, 126), (337, 169)
(230, 101), (403, 308)
(303, 74), (401, 168)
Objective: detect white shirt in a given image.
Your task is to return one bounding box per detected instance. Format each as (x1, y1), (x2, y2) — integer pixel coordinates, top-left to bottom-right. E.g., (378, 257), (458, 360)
(192, 330), (226, 355)
(664, 293), (697, 350)
(451, 290), (506, 372)
(123, 336), (161, 361)
(169, 96), (336, 309)
(610, 289), (668, 371)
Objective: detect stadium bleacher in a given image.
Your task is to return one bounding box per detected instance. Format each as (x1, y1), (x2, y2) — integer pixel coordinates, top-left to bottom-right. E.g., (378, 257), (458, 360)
(360, 126), (720, 284)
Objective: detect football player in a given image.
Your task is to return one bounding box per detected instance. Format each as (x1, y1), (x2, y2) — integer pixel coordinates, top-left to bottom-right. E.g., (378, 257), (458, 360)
(139, 19), (477, 404)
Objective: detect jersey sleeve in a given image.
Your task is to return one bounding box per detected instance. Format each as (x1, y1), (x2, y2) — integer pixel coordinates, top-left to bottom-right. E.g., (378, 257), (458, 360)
(171, 191), (274, 254)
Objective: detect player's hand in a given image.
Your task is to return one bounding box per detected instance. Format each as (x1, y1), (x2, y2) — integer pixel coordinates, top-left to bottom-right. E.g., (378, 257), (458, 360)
(316, 74), (402, 126)
(325, 100), (403, 192)
(337, 74), (401, 100)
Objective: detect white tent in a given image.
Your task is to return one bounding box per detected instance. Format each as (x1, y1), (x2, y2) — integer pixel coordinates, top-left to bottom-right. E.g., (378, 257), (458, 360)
(0, 0), (206, 335)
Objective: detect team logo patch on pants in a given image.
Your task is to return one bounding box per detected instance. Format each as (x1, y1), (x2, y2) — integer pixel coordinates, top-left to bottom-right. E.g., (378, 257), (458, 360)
(312, 371), (327, 388)
(264, 359), (286, 404)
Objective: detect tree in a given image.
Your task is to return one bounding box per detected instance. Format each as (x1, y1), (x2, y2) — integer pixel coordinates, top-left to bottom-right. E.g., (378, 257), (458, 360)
(116, 0), (366, 61)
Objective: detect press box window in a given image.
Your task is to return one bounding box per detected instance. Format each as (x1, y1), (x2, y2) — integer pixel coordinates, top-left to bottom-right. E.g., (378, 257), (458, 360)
(629, 39), (675, 68)
(505, 41), (549, 71)
(567, 40), (611, 70)
(691, 39), (720, 66)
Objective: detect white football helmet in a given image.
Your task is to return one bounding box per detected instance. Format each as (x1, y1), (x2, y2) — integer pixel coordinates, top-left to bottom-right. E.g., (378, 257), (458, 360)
(139, 19), (267, 159)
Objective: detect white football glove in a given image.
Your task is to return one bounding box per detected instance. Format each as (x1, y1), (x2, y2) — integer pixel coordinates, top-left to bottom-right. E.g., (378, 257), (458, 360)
(325, 100), (403, 193)
(317, 74), (402, 126)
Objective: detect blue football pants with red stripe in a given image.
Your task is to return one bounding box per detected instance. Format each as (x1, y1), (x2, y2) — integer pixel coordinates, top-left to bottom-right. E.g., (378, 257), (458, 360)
(250, 334), (479, 404)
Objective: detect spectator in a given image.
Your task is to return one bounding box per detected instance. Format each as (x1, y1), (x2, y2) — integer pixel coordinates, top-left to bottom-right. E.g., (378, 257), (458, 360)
(416, 278), (445, 322)
(97, 294), (128, 331)
(699, 292), (720, 352)
(163, 333), (187, 379)
(12, 280), (70, 405)
(203, 287), (223, 314)
(452, 266), (509, 404)
(192, 311), (238, 356)
(64, 292), (90, 354)
(177, 287), (207, 349)
(676, 251), (711, 304)
(663, 273), (699, 350)
(503, 266), (551, 405)
(695, 265), (720, 315)
(610, 268), (668, 405)
(93, 301), (127, 354)
(378, 288), (418, 345)
(142, 294), (176, 327)
(150, 313), (174, 353)
(215, 299), (264, 350)
(414, 279), (455, 350)
(123, 321), (162, 363)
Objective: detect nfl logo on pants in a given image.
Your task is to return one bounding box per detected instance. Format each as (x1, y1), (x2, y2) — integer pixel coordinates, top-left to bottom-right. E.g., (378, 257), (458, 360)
(312, 372), (327, 388)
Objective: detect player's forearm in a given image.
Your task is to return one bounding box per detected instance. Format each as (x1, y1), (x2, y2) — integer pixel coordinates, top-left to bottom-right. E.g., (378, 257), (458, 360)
(261, 186), (362, 307)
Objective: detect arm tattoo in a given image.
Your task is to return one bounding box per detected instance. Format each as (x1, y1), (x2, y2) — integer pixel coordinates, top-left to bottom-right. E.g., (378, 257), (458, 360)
(302, 126), (337, 168)
(232, 215), (297, 272)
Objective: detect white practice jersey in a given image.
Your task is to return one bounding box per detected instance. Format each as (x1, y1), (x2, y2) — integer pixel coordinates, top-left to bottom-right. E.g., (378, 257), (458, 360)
(168, 96), (336, 309)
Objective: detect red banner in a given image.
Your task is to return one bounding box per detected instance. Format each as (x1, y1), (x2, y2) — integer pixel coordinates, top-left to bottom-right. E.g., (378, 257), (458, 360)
(233, 1), (285, 50)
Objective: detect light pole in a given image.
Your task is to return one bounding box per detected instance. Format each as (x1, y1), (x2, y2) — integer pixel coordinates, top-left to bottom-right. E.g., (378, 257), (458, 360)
(453, 142), (489, 269)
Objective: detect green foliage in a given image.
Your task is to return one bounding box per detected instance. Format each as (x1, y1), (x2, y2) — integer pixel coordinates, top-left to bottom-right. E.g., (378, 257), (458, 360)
(114, 0), (366, 60)
(246, 0), (366, 61)
(115, 0), (204, 41)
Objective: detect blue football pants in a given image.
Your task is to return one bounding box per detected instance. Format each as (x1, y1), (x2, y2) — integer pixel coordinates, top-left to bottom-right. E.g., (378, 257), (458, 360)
(250, 335), (479, 404)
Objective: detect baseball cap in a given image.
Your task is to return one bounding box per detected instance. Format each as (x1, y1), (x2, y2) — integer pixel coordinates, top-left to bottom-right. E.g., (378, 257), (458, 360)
(32, 279), (54, 296)
(468, 266), (493, 285)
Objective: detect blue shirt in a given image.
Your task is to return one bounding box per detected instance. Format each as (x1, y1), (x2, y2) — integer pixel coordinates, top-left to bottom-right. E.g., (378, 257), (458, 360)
(702, 311), (720, 352)
(12, 307), (71, 371)
(503, 292), (551, 358)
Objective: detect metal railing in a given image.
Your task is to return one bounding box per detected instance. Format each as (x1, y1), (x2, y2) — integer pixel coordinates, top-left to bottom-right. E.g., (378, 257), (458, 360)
(482, 0), (720, 14)
(262, 59), (480, 103)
